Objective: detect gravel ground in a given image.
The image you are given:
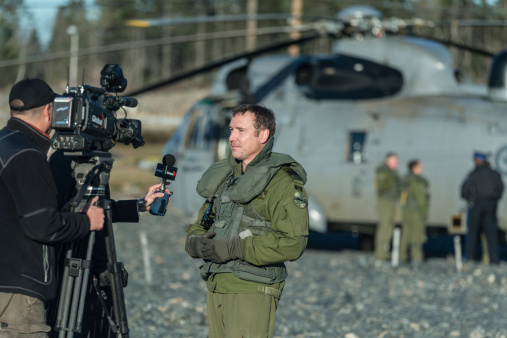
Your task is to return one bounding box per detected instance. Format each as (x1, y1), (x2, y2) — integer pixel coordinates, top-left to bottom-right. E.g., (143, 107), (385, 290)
(112, 205), (507, 338)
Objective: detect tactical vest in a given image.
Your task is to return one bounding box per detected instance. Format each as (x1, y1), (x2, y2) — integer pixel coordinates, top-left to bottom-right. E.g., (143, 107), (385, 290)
(376, 165), (400, 200)
(197, 153), (305, 284)
(400, 174), (427, 212)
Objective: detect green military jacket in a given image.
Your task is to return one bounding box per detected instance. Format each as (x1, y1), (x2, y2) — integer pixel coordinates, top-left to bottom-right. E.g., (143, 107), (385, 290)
(185, 137), (309, 297)
(375, 163), (400, 200)
(400, 173), (430, 216)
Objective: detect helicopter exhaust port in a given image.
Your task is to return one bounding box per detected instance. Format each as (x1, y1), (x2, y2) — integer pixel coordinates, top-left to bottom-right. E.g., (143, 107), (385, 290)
(488, 50), (507, 102)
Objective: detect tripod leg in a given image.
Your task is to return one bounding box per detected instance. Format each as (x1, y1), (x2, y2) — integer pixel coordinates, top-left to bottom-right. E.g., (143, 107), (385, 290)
(101, 200), (130, 337)
(74, 232), (96, 334)
(55, 244), (76, 338)
(53, 234), (95, 337)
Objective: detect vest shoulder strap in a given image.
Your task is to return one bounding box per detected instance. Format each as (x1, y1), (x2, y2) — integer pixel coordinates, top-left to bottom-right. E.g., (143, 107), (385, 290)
(280, 166), (304, 185)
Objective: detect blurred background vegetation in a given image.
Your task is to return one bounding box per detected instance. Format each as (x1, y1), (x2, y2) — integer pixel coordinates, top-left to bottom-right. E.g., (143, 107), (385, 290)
(2, 0), (507, 197)
(1, 0), (507, 90)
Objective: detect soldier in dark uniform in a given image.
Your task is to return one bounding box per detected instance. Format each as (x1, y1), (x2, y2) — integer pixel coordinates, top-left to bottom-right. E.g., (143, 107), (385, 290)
(461, 152), (504, 264)
(374, 152), (400, 261)
(399, 160), (430, 267)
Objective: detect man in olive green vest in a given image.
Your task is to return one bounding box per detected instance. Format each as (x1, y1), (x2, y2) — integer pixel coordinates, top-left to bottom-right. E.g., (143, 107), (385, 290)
(375, 152), (400, 260)
(399, 160), (430, 266)
(184, 104), (309, 338)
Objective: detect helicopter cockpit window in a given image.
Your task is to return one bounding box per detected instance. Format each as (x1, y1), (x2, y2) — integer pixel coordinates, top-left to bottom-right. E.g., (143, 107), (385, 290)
(226, 66), (249, 92)
(296, 55), (403, 100)
(184, 106), (216, 150)
(295, 64), (313, 86)
(348, 131), (367, 164)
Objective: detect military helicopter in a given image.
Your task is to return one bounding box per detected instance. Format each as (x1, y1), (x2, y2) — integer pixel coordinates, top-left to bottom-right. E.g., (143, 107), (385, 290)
(128, 5), (507, 253)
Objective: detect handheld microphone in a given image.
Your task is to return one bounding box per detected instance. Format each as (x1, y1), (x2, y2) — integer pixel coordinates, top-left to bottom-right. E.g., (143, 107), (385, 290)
(149, 154), (177, 216)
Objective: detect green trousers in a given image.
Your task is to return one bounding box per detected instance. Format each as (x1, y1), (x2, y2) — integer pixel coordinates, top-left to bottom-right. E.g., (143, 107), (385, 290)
(375, 198), (396, 260)
(399, 211), (426, 262)
(207, 291), (279, 338)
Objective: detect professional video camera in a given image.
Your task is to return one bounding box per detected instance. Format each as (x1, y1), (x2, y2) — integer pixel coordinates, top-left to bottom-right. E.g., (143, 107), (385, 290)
(48, 64), (142, 337)
(51, 64), (144, 152)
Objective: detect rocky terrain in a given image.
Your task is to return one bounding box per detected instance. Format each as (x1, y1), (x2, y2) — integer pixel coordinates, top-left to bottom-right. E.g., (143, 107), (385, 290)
(111, 206), (507, 338)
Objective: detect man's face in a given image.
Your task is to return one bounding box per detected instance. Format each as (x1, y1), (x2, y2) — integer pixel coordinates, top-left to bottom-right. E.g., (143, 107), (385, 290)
(413, 162), (423, 175)
(43, 104), (53, 135)
(386, 155), (398, 170)
(229, 111), (267, 167)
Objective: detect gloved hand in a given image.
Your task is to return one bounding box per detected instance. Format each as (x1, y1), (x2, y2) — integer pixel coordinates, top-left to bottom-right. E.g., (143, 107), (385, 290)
(202, 235), (244, 263)
(186, 232), (216, 258)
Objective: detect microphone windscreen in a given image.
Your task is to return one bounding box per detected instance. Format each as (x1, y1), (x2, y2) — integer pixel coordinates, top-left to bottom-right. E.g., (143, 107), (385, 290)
(162, 154), (176, 166)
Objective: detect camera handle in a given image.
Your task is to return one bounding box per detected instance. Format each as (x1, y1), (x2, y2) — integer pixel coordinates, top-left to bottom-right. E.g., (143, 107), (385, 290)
(51, 152), (129, 338)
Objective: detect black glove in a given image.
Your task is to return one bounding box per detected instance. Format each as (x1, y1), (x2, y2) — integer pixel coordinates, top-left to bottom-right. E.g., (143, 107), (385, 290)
(186, 232), (216, 258)
(202, 235), (244, 263)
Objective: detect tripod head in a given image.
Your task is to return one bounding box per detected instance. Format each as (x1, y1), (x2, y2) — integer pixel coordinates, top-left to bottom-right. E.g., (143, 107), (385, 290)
(53, 149), (130, 337)
(66, 151), (114, 212)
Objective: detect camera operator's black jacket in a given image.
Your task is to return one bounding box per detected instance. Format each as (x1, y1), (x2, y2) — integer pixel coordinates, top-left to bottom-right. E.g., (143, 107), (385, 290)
(0, 118), (90, 303)
(49, 150), (139, 274)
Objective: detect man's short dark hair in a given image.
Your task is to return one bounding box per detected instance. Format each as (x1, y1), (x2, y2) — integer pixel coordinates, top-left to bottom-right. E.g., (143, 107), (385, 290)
(385, 152), (398, 160)
(408, 159), (420, 172)
(232, 104), (276, 138)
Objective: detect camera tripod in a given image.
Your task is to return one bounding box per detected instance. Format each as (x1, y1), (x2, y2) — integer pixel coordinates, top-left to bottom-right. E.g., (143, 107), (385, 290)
(50, 151), (129, 338)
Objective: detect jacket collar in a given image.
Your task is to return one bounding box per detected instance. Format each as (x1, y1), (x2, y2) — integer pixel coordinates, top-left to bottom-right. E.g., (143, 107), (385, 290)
(228, 137), (274, 172)
(6, 118), (52, 156)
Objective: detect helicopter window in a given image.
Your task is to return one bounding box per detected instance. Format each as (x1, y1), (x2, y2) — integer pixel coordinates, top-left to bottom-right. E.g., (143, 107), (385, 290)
(295, 64), (313, 86)
(348, 131), (367, 164)
(316, 67), (374, 91)
(226, 66), (249, 92)
(184, 106), (216, 150)
(297, 55), (403, 100)
(216, 113), (232, 161)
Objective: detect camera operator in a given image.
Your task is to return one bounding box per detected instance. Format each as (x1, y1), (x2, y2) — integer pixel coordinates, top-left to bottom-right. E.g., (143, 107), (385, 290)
(48, 147), (168, 337)
(0, 78), (105, 337)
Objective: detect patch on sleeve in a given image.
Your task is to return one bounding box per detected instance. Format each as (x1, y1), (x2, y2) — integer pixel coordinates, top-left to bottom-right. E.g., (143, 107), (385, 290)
(293, 190), (307, 208)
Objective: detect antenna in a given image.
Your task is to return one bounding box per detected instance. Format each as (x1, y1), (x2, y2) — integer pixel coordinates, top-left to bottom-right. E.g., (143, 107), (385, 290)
(81, 68), (85, 86)
(65, 67), (70, 93)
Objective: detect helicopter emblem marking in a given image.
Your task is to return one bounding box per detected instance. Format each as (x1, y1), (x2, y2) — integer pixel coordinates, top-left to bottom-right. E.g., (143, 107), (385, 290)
(494, 145), (507, 176)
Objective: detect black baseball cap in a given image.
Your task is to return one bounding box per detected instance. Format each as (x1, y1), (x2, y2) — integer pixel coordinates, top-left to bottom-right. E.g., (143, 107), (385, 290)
(9, 78), (56, 112)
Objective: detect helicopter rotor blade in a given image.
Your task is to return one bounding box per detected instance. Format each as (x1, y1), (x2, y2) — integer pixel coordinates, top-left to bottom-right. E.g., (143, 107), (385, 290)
(401, 34), (495, 58)
(126, 32), (321, 96)
(126, 13), (339, 28)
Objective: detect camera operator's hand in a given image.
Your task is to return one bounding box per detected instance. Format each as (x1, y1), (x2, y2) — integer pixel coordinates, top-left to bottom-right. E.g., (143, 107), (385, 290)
(141, 183), (171, 212)
(186, 232), (216, 258)
(83, 196), (104, 231)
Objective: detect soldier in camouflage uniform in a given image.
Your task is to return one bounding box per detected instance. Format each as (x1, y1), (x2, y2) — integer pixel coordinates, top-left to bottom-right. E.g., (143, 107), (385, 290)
(184, 104), (309, 338)
(399, 160), (430, 265)
(374, 152), (400, 260)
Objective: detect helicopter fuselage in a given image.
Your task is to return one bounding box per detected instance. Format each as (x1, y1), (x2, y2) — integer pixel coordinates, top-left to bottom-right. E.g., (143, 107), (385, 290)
(163, 35), (507, 238)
